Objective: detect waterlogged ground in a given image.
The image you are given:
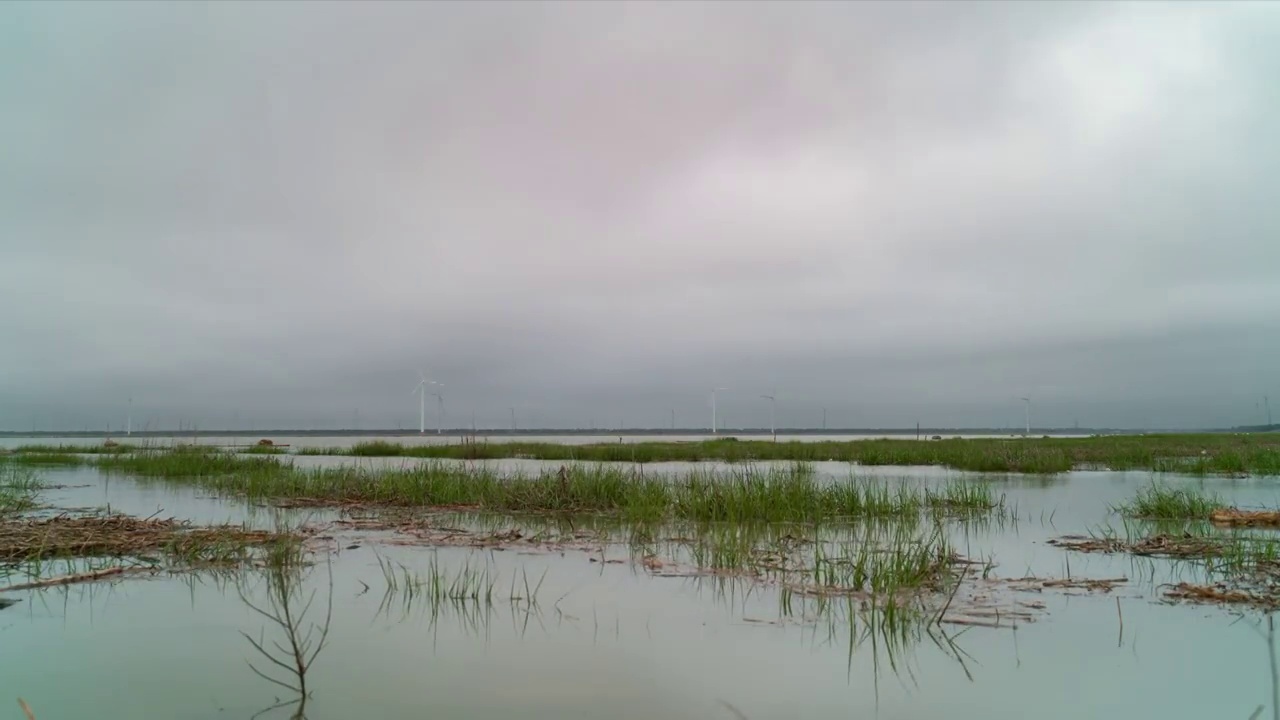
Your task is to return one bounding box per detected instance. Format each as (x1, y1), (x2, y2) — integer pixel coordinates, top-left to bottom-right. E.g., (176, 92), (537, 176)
(2, 462), (1279, 719)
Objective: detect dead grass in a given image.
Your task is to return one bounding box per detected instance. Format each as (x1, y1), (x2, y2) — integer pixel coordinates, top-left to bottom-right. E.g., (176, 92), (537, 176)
(1162, 582), (1279, 610)
(1209, 509), (1280, 528)
(0, 513), (301, 565)
(1048, 534), (1229, 559)
(1052, 531), (1280, 610)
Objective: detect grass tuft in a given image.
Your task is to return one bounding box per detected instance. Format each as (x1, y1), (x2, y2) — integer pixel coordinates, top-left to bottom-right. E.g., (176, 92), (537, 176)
(104, 450), (1002, 523)
(1113, 483), (1225, 519)
(279, 433), (1280, 476)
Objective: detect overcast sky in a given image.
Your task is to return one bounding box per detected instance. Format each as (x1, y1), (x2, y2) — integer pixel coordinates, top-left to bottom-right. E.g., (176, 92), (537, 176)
(2, 1), (1278, 432)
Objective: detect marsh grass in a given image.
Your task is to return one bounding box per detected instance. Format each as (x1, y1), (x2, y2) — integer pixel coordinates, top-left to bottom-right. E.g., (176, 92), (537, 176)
(1058, 520), (1280, 600)
(240, 445), (288, 455)
(295, 446), (345, 456)
(293, 433), (1280, 475)
(1113, 484), (1226, 519)
(2, 452), (87, 467)
(96, 448), (290, 479)
(374, 551), (544, 626)
(0, 465), (42, 515)
(808, 525), (952, 595)
(12, 443), (135, 455)
(655, 518), (959, 621)
(109, 450), (1001, 522)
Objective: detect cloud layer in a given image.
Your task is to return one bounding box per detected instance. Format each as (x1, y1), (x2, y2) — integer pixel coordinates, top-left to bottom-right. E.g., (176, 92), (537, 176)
(3, 1), (1278, 431)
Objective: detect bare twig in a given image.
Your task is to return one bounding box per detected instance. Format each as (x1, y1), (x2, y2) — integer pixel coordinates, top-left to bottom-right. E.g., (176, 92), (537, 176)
(1116, 597), (1123, 648)
(935, 564), (967, 626)
(236, 553), (334, 706)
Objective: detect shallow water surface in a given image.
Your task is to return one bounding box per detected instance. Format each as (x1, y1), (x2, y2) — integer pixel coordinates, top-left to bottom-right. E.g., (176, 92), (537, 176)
(1, 465), (1277, 719)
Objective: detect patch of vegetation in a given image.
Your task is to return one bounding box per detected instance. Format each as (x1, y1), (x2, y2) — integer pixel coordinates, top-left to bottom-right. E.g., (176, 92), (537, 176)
(240, 445), (288, 455)
(12, 443), (135, 455)
(1112, 483), (1226, 519)
(117, 454), (1002, 523)
(96, 448), (290, 478)
(1052, 523), (1280, 609)
(0, 465), (42, 516)
(0, 512), (302, 566)
(283, 433), (1280, 475)
(2, 452), (87, 467)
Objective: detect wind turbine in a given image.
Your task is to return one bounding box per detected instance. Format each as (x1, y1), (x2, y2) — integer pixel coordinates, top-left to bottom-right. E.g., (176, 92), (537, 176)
(1021, 397), (1031, 437)
(760, 392), (777, 439)
(126, 397), (132, 437)
(711, 388), (729, 435)
(428, 382), (445, 434)
(411, 372), (431, 435)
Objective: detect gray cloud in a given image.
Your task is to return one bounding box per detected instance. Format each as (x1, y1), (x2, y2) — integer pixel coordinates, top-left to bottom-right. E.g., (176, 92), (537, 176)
(2, 1), (1278, 431)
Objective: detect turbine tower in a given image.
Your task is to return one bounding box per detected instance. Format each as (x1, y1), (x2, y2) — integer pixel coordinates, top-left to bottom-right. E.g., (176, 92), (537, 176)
(760, 392), (777, 438)
(1021, 397), (1031, 437)
(711, 387), (729, 435)
(411, 371), (431, 435)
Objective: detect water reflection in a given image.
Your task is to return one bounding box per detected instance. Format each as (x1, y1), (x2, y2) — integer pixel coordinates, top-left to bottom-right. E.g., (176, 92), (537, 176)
(235, 551), (332, 719)
(371, 550), (546, 648)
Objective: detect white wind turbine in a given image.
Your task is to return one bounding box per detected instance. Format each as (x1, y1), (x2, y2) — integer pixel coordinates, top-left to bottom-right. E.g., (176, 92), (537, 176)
(411, 371), (431, 435)
(760, 391), (777, 439)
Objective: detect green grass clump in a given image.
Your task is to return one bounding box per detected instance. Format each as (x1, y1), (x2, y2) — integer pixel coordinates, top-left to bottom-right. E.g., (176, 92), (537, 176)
(96, 449), (291, 479)
(110, 449), (1001, 523)
(240, 445), (288, 455)
(3, 452), (87, 466)
(1113, 484), (1225, 519)
(811, 525), (952, 595)
(0, 465), (42, 515)
(295, 446), (345, 456)
(349, 441), (408, 457)
(13, 443), (135, 455)
(287, 433), (1280, 476)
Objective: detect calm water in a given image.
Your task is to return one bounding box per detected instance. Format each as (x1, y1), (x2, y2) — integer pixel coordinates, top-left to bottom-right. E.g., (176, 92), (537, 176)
(2, 463), (1278, 719)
